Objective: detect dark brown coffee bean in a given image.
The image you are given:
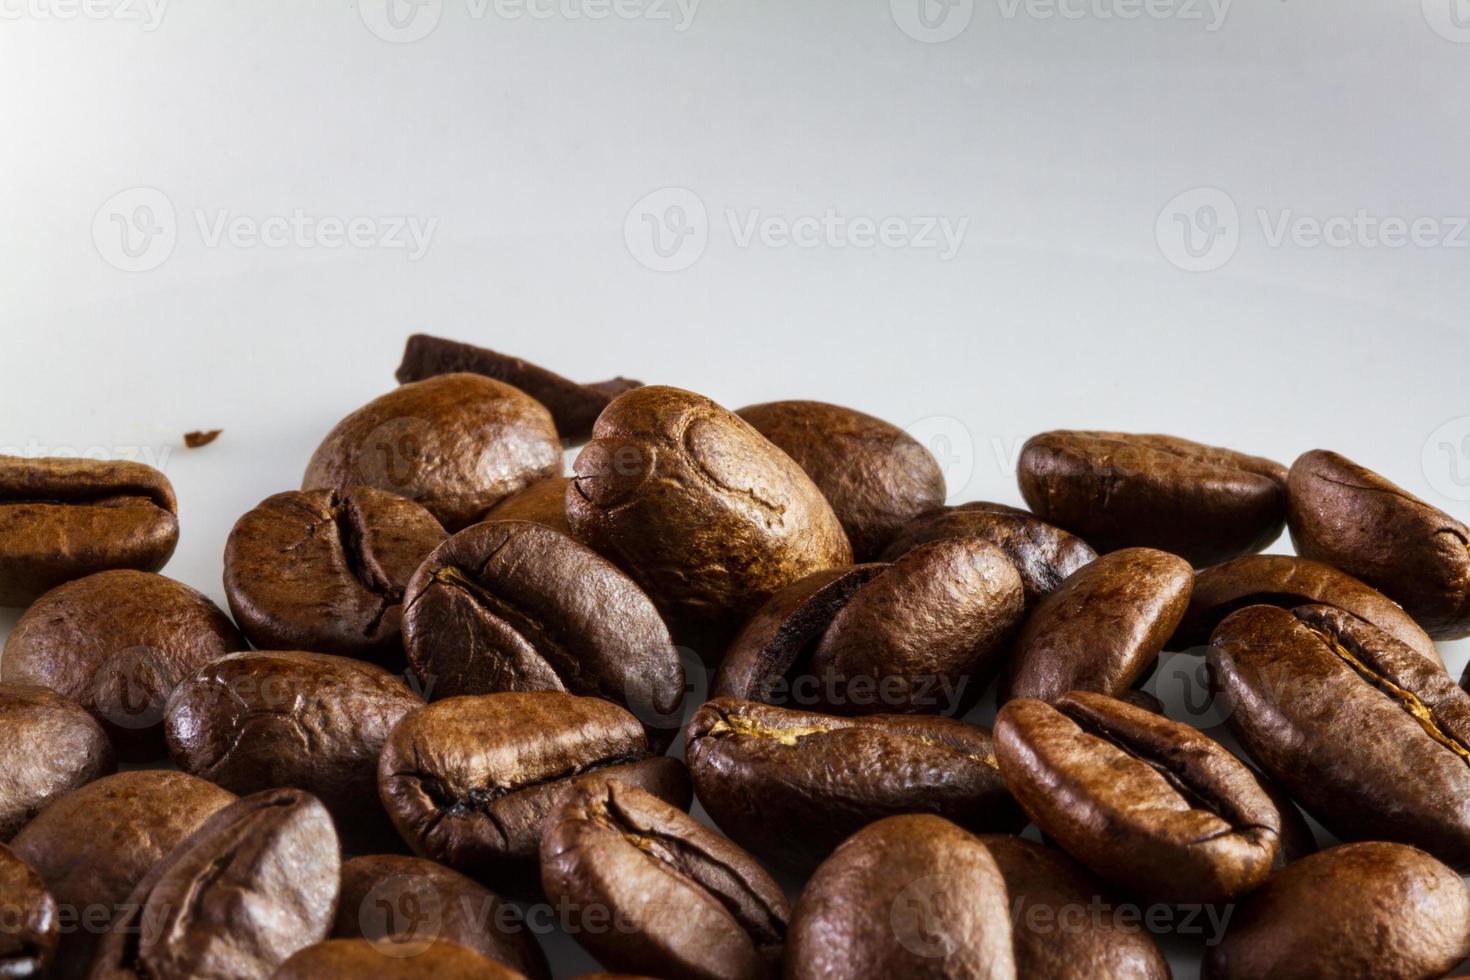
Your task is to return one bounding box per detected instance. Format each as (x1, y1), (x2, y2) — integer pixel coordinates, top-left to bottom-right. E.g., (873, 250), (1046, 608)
(975, 834), (1169, 980)
(540, 777), (789, 980)
(303, 373), (561, 531)
(1, 570), (246, 761)
(165, 650), (423, 852)
(0, 843), (57, 979)
(566, 386), (852, 655)
(881, 501), (1098, 608)
(1004, 548), (1191, 703)
(786, 814), (1015, 979)
(223, 487), (447, 664)
(994, 692), (1281, 902)
(275, 938), (527, 979)
(735, 400), (945, 561)
(1206, 842), (1470, 980)
(0, 456), (178, 607)
(1018, 431), (1288, 567)
(378, 692), (691, 881)
(1174, 553), (1440, 666)
(1209, 603), (1470, 866)
(685, 698), (1021, 869)
(394, 334), (642, 443)
(400, 521), (684, 739)
(90, 789), (340, 980)
(334, 854), (549, 980)
(0, 684), (114, 842)
(716, 540), (1023, 716)
(9, 770), (235, 979)
(1288, 449), (1470, 639)
(481, 476), (571, 535)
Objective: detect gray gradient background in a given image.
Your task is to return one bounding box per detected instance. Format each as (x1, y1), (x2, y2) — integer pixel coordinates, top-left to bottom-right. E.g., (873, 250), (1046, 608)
(2, 1), (1469, 976)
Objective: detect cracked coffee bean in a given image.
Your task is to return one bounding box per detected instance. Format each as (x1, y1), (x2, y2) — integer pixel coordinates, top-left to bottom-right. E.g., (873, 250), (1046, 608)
(685, 698), (1021, 869)
(1003, 548), (1191, 703)
(334, 854), (549, 980)
(303, 373), (561, 532)
(881, 501), (1097, 608)
(1, 570), (246, 761)
(1018, 431), (1288, 567)
(0, 683), (114, 842)
(9, 770), (235, 979)
(1207, 842), (1470, 980)
(377, 692), (691, 884)
(714, 538), (1023, 715)
(400, 520), (684, 741)
(786, 814), (1016, 979)
(994, 691), (1282, 902)
(395, 333), (642, 444)
(540, 777), (789, 980)
(566, 385), (852, 657)
(224, 487), (447, 664)
(1210, 603), (1470, 866)
(1173, 553), (1441, 665)
(164, 650), (423, 852)
(481, 476), (571, 535)
(90, 788), (340, 980)
(1288, 448), (1470, 639)
(0, 843), (57, 980)
(735, 400), (946, 561)
(276, 938), (527, 979)
(0, 456), (179, 608)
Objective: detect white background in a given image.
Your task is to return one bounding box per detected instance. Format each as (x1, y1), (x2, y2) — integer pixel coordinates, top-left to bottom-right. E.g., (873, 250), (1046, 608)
(3, 2), (1469, 976)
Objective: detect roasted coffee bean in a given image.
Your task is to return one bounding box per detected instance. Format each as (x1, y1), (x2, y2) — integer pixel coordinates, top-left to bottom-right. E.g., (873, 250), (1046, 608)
(165, 650), (423, 851)
(481, 476), (571, 535)
(1003, 548), (1191, 703)
(378, 692), (691, 882)
(1018, 431), (1288, 567)
(1288, 449), (1470, 639)
(735, 400), (946, 560)
(303, 373), (561, 531)
(275, 938), (526, 979)
(223, 488), (447, 664)
(540, 777), (789, 980)
(1209, 603), (1470, 866)
(1206, 841), (1470, 980)
(90, 789), (340, 980)
(786, 814), (1015, 979)
(685, 698), (1021, 869)
(0, 843), (57, 979)
(566, 386), (851, 655)
(334, 854), (549, 980)
(0, 456), (178, 607)
(881, 501), (1097, 608)
(9, 770), (235, 979)
(994, 692), (1280, 902)
(715, 539), (1023, 715)
(976, 834), (1169, 980)
(395, 334), (642, 443)
(0, 684), (114, 842)
(1, 570), (246, 760)
(1173, 553), (1440, 666)
(400, 521), (684, 739)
